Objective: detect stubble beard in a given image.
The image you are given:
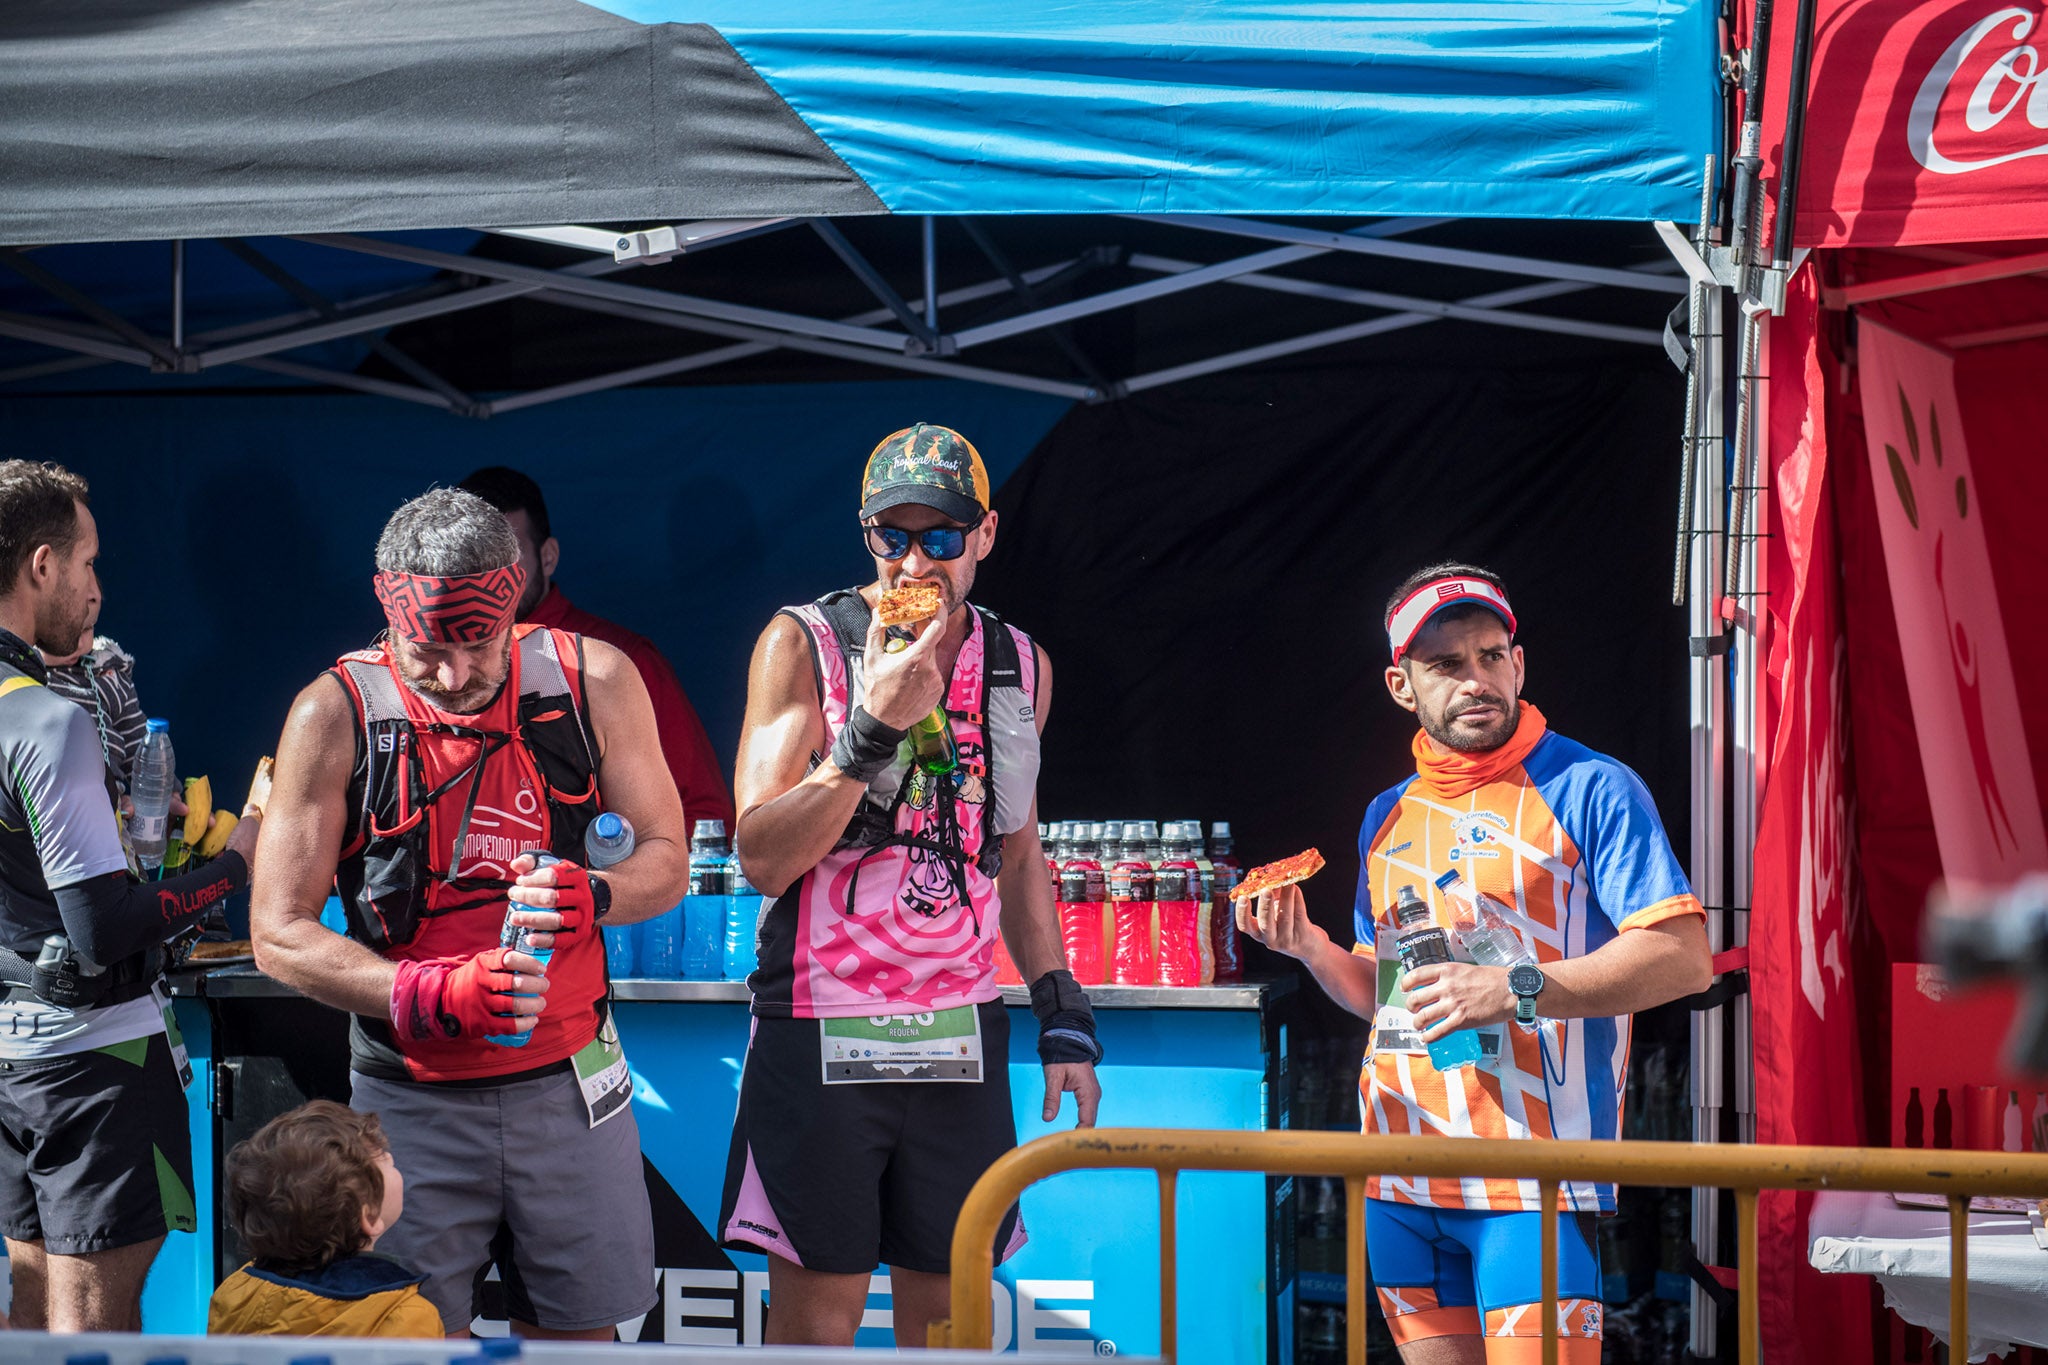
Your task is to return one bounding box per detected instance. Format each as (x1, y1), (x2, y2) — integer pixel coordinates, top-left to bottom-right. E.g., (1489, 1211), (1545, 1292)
(35, 586), (93, 658)
(1420, 695), (1521, 753)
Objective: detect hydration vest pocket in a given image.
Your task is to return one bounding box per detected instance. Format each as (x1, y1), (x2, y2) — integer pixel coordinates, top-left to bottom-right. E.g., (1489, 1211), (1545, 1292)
(355, 842), (431, 951)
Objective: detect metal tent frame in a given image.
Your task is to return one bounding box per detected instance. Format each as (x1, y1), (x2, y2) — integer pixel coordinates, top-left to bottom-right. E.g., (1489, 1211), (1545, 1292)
(0, 214), (1684, 416)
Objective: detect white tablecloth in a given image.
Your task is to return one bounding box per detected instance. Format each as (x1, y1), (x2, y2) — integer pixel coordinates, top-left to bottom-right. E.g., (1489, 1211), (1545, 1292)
(1808, 1189), (2048, 1362)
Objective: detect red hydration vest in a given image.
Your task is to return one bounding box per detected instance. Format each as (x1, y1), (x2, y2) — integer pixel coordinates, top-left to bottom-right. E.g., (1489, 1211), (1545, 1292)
(329, 624), (606, 1083)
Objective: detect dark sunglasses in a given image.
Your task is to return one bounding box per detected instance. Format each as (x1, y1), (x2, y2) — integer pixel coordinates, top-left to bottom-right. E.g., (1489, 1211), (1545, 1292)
(862, 515), (983, 562)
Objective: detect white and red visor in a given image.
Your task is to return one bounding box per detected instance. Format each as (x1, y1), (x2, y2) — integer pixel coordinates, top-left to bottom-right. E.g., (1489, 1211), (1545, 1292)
(1387, 576), (1517, 662)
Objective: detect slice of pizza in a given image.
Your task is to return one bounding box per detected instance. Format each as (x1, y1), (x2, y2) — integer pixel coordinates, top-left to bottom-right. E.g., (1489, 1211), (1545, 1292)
(877, 581), (943, 626)
(1228, 848), (1326, 901)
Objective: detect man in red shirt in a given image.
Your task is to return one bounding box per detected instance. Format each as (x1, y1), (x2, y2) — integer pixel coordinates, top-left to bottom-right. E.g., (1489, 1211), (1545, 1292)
(460, 467), (735, 832)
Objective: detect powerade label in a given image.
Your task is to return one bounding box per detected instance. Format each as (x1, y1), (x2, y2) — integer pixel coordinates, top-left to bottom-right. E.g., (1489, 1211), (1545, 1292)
(688, 858), (729, 895)
(1155, 866), (1192, 901)
(1108, 864), (1154, 902)
(1394, 926), (1454, 971)
(1059, 866), (1105, 902)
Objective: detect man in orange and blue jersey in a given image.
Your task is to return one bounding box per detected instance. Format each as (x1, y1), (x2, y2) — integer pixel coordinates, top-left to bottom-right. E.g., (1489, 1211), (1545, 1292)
(1241, 562), (1711, 1365)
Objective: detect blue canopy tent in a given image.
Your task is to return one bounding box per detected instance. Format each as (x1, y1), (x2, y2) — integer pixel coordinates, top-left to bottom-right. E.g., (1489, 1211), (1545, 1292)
(1, 4), (1741, 1353)
(0, 0), (1718, 410)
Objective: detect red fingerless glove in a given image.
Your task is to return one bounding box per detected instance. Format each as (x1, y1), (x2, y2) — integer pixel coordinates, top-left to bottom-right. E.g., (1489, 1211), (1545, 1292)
(390, 950), (523, 1041)
(535, 860), (610, 936)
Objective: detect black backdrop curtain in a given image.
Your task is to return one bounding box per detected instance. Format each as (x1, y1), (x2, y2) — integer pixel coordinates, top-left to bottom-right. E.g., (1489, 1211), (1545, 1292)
(975, 347), (1689, 987)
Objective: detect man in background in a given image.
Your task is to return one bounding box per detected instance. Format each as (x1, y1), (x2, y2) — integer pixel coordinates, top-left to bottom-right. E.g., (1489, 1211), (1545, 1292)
(460, 467), (734, 831)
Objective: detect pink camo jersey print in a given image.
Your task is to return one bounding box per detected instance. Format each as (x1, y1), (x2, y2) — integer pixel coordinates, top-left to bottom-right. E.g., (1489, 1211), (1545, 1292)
(783, 604), (1019, 1017)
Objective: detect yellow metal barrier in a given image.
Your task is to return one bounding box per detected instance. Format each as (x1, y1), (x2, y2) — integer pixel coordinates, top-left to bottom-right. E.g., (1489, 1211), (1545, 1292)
(936, 1130), (2048, 1362)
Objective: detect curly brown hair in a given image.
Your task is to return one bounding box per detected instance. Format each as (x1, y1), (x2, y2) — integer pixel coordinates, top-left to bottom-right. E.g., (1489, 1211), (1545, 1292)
(224, 1101), (389, 1277)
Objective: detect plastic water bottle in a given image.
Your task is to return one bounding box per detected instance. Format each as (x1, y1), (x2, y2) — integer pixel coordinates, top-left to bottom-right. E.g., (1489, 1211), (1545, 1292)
(129, 719), (176, 871)
(587, 813), (638, 978)
(682, 819), (729, 979)
(1393, 884), (1483, 1070)
(487, 854), (559, 1048)
(722, 855), (762, 981)
(1435, 868), (1535, 970)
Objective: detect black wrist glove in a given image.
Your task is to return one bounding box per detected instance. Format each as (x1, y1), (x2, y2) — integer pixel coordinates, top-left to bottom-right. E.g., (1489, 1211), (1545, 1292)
(1029, 968), (1103, 1066)
(830, 705), (907, 784)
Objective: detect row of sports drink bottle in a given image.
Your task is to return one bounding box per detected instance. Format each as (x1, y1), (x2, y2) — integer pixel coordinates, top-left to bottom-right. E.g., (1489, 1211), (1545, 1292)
(996, 819), (1245, 987)
(601, 818), (765, 982)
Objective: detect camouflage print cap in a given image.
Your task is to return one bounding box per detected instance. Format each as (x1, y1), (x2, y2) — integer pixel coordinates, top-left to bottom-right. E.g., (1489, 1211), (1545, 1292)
(859, 423), (990, 524)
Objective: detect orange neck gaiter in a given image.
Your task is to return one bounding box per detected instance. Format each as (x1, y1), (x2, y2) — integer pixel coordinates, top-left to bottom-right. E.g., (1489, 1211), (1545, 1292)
(1410, 702), (1548, 800)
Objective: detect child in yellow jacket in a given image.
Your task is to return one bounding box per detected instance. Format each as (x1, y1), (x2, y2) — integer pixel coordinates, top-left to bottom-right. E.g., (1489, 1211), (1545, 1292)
(209, 1100), (440, 1338)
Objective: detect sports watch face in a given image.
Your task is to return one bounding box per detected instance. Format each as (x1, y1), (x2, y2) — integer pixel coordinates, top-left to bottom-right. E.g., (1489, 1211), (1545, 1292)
(1508, 963), (1544, 999)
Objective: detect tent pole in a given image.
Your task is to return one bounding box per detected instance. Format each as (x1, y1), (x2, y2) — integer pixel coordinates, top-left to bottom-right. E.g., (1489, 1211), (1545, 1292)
(484, 258), (1088, 414)
(294, 231), (922, 354)
(1727, 0), (1777, 296)
(959, 222), (1121, 397)
(1770, 0), (1821, 269)
(171, 240), (185, 353)
(0, 249), (179, 370)
(1675, 155), (1717, 607)
(1118, 277), (1604, 394)
(1125, 253), (1667, 346)
(1124, 214), (1688, 295)
(923, 216), (939, 333)
(219, 238), (479, 416)
(810, 220), (943, 352)
(1688, 283), (1729, 1364)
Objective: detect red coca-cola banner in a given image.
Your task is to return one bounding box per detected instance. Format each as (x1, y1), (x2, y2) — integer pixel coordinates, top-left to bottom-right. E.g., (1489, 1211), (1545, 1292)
(1751, 270), (1874, 1364)
(1761, 0), (2048, 247)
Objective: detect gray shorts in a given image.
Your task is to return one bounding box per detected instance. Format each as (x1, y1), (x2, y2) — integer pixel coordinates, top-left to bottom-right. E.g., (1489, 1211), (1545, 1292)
(351, 1066), (656, 1334)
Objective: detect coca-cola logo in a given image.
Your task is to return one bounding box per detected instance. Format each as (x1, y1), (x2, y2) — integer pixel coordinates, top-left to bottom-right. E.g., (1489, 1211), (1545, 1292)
(1909, 5), (2048, 173)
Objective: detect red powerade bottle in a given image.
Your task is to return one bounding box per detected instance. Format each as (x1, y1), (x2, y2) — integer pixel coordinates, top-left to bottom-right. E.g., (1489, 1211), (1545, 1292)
(1208, 821), (1244, 982)
(1109, 821), (1158, 984)
(995, 821), (1053, 986)
(1057, 822), (1107, 985)
(1155, 822), (1205, 987)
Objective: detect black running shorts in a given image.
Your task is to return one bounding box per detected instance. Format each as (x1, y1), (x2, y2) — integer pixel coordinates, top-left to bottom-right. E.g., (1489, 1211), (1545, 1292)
(720, 999), (1023, 1275)
(0, 1032), (196, 1255)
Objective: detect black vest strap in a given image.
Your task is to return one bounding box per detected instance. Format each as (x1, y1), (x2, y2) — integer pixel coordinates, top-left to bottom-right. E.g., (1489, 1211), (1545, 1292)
(810, 589), (1018, 881)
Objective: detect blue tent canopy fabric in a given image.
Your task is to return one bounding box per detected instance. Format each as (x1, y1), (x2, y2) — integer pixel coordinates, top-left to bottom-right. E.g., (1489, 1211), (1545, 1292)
(593, 0), (1720, 221)
(0, 0), (1716, 245)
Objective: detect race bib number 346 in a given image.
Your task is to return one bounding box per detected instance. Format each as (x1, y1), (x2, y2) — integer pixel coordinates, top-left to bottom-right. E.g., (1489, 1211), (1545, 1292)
(821, 1007), (983, 1083)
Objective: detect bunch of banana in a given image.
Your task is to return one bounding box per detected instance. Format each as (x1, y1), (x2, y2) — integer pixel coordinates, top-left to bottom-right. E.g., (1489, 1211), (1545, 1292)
(181, 773), (241, 860)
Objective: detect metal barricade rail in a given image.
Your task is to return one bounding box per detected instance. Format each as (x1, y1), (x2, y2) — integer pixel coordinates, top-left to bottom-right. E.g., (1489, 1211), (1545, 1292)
(937, 1130), (2048, 1363)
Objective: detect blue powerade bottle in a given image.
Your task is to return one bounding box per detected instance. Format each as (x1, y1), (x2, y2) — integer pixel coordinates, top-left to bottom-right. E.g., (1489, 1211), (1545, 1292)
(486, 853), (560, 1048)
(1392, 884), (1483, 1071)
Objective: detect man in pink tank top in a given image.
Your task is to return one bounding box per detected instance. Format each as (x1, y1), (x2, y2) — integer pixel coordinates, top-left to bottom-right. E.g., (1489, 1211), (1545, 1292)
(721, 424), (1102, 1347)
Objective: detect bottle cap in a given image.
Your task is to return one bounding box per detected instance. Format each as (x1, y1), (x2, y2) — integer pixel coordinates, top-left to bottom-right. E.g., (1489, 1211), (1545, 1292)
(1212, 820), (1232, 837)
(145, 718), (170, 733)
(692, 819), (727, 839)
(593, 812), (625, 841)
(1394, 884), (1430, 926)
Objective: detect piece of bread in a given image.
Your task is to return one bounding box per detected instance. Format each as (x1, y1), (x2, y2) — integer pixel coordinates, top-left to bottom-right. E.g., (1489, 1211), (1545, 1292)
(877, 582), (943, 626)
(186, 939), (253, 963)
(1229, 848), (1327, 901)
(244, 756), (274, 818)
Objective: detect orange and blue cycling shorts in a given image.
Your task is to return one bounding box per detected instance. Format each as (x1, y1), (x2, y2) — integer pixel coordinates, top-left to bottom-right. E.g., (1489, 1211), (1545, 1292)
(1367, 1198), (1605, 1365)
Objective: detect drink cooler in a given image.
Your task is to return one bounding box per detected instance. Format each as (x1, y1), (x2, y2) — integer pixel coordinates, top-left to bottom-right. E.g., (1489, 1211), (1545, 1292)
(151, 963), (1297, 1361)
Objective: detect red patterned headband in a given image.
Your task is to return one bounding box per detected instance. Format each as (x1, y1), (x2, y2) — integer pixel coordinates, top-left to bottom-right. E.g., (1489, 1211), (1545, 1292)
(373, 566), (525, 644)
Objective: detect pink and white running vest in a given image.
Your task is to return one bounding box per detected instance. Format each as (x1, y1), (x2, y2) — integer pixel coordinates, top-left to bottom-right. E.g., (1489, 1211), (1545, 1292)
(749, 595), (1041, 1019)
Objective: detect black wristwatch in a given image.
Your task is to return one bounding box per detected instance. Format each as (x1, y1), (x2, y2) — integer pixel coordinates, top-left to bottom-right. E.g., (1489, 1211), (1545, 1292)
(1508, 963), (1546, 1027)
